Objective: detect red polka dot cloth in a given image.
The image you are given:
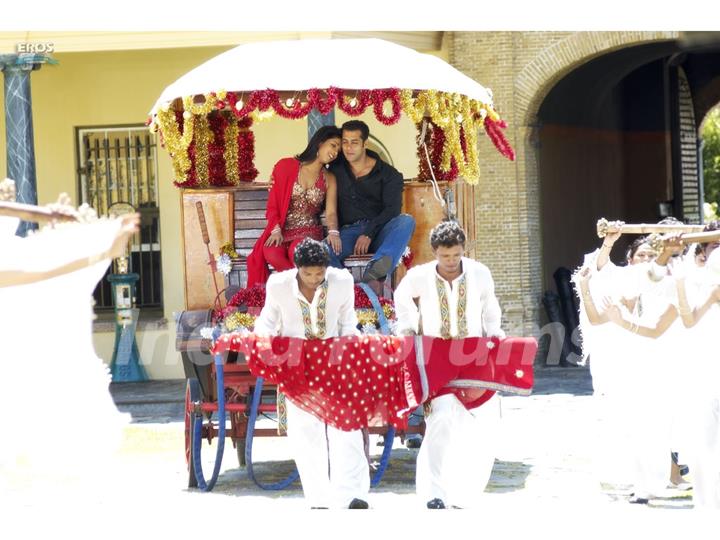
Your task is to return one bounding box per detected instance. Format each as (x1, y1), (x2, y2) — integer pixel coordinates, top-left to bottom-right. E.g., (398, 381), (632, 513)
(212, 334), (537, 432)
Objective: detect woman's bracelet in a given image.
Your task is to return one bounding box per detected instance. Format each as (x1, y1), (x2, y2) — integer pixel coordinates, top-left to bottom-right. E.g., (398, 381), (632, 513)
(328, 229), (340, 236)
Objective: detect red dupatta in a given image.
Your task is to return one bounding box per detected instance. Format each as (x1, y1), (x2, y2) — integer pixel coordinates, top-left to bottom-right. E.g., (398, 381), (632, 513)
(246, 157), (301, 287)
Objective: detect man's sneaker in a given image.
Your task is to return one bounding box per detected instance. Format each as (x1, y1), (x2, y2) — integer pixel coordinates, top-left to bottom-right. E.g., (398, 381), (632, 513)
(348, 498), (369, 509)
(426, 498), (446, 509)
(361, 256), (392, 282)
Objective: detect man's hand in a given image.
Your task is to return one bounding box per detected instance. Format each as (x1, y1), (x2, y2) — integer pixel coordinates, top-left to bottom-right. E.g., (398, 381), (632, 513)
(353, 235), (372, 255)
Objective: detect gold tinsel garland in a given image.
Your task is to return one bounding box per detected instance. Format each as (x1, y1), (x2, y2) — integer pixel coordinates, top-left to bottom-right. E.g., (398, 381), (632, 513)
(157, 89), (503, 187)
(225, 312), (256, 332)
(400, 89), (489, 183)
(194, 115), (211, 187)
(355, 305), (395, 327)
(156, 107), (194, 183)
(185, 93), (218, 116)
(224, 114), (240, 184)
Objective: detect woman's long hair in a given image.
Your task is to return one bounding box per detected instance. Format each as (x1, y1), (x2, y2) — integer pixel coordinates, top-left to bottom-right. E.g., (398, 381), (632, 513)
(295, 125), (342, 163)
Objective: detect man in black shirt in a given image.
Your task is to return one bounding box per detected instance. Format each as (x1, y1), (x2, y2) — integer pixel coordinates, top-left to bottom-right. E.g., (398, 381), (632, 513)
(326, 120), (415, 282)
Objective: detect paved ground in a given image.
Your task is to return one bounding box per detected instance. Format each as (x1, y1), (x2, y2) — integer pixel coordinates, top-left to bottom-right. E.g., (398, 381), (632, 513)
(4, 366), (712, 538)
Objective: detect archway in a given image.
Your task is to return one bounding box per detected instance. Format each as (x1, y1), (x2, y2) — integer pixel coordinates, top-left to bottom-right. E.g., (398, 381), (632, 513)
(532, 39), (720, 290)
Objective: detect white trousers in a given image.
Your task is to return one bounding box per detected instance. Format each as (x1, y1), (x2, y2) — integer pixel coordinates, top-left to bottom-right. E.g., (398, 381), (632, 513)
(286, 399), (369, 508)
(416, 393), (500, 508)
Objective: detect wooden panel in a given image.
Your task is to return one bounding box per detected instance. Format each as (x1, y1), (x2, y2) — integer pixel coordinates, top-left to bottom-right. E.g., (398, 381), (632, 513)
(181, 189), (234, 310)
(235, 228), (266, 239)
(233, 218), (268, 229)
(233, 187), (270, 200)
(234, 200), (269, 210)
(402, 181), (450, 266)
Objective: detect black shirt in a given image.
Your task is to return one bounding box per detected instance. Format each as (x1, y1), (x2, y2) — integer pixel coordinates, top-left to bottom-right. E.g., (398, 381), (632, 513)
(330, 149), (404, 239)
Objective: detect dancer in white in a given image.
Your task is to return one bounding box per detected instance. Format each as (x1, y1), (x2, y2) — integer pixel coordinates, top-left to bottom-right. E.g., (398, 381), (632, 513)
(394, 220), (504, 509)
(253, 238), (368, 509)
(675, 239), (720, 511)
(580, 230), (680, 504)
(0, 181), (136, 502)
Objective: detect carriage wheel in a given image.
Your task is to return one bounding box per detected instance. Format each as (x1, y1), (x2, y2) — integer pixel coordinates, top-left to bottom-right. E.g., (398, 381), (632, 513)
(185, 378), (202, 488)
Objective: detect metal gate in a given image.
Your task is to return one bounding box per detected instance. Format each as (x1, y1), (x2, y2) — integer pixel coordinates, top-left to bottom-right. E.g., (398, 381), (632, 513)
(76, 125), (162, 310)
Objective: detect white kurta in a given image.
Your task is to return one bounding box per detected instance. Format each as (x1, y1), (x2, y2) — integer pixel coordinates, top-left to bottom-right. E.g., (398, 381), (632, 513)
(254, 267), (367, 508)
(394, 257), (504, 508)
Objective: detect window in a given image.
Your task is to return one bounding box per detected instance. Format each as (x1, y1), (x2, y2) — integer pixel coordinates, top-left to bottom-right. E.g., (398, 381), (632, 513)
(76, 125), (162, 311)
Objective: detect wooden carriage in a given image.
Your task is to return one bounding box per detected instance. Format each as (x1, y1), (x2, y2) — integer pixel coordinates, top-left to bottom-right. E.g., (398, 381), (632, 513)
(153, 38), (513, 490)
(176, 178), (479, 488)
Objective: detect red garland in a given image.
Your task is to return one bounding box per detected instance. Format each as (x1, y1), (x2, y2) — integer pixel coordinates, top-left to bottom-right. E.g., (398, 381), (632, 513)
(208, 112), (233, 187)
(272, 95), (313, 119)
(335, 89), (372, 116)
(237, 118), (259, 181)
(371, 88), (402, 125)
(484, 117), (516, 161)
(401, 249), (414, 269)
(416, 121), (459, 183)
(256, 89), (279, 111)
(308, 88), (338, 115)
(226, 91), (254, 118)
(228, 283), (267, 308)
(353, 285), (395, 309)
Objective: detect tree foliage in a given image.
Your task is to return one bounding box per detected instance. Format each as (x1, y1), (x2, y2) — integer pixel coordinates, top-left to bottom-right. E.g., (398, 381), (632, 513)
(702, 105), (720, 205)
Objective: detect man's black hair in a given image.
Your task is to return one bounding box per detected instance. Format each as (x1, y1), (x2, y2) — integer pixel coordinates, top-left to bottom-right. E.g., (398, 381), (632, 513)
(295, 125), (342, 163)
(341, 120), (370, 141)
(430, 220), (466, 250)
(293, 238), (330, 267)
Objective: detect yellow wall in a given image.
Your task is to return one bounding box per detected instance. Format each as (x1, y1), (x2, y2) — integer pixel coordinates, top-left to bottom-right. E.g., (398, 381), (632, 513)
(0, 43), (422, 379)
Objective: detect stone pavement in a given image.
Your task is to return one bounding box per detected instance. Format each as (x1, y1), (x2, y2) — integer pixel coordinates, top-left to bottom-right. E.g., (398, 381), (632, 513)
(5, 366), (708, 538)
(107, 366), (693, 507)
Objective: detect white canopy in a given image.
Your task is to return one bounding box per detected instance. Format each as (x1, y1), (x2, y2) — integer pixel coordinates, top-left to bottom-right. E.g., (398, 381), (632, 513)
(149, 38), (494, 115)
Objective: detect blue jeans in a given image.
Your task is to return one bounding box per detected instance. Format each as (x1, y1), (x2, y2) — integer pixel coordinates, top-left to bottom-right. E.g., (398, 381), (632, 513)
(327, 214), (416, 274)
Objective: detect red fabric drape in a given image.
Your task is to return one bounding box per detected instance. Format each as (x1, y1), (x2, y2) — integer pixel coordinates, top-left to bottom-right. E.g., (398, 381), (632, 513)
(212, 334), (537, 432)
(246, 157), (301, 287)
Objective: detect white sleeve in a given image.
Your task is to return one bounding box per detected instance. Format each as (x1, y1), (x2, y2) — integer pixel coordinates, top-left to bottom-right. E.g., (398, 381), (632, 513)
(480, 268), (505, 339)
(393, 267), (423, 335)
(338, 276), (360, 336)
(253, 280), (281, 336)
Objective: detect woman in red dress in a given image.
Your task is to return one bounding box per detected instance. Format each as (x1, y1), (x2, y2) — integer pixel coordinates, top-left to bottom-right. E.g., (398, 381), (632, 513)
(247, 126), (343, 286)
